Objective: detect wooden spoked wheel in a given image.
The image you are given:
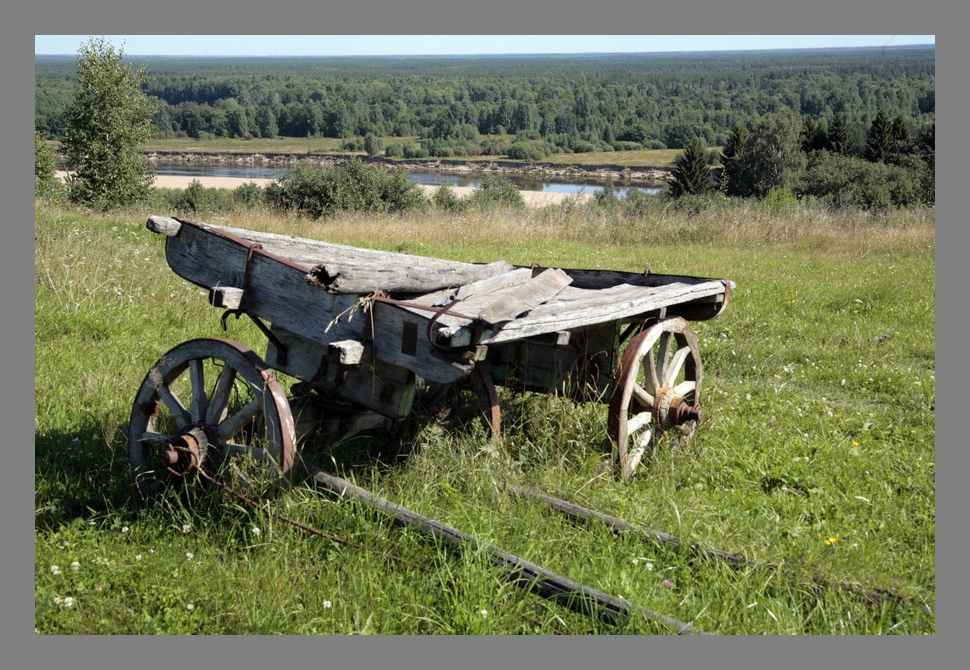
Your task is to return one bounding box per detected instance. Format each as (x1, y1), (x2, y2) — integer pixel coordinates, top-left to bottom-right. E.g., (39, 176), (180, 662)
(128, 338), (297, 501)
(425, 365), (501, 442)
(608, 318), (703, 481)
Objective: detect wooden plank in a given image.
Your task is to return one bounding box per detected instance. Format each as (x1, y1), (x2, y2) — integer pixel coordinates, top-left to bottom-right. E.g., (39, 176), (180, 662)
(368, 301), (473, 384)
(162, 221), (370, 348)
(478, 268), (573, 327)
(266, 326), (415, 419)
(307, 259), (515, 294)
(169, 218), (512, 278)
(432, 267), (534, 307)
(147, 215), (182, 237)
(440, 280), (728, 347)
(305, 462), (706, 634)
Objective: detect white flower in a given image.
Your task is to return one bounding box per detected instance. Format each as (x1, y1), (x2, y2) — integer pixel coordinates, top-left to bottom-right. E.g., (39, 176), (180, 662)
(135, 554), (143, 561)
(70, 561), (80, 571)
(645, 562), (654, 571)
(63, 597), (74, 607)
(185, 552), (194, 561)
(53, 597), (63, 605)
(322, 600), (332, 609)
(632, 558), (639, 566)
(121, 526), (129, 533)
(186, 603), (195, 611)
(50, 565), (61, 575)
(480, 609), (488, 618)
(251, 527), (261, 538)
(182, 524), (191, 534)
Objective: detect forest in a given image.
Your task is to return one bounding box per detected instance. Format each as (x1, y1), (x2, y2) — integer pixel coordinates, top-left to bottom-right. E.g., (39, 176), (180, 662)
(36, 46), (934, 157)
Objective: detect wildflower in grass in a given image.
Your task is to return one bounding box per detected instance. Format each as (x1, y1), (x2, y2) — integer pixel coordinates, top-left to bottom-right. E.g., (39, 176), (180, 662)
(853, 441), (860, 447)
(63, 597), (74, 608)
(70, 561), (80, 572)
(50, 565), (61, 575)
(182, 524), (192, 534)
(480, 609), (488, 618)
(251, 527), (261, 538)
(662, 580), (673, 589)
(824, 537), (838, 546)
(185, 552), (194, 561)
(186, 603), (195, 611)
(135, 554), (142, 561)
(121, 526), (129, 533)
(322, 600), (332, 609)
(645, 563), (654, 571)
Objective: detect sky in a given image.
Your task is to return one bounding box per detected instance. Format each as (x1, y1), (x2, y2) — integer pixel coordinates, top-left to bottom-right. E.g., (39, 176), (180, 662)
(34, 35), (935, 58)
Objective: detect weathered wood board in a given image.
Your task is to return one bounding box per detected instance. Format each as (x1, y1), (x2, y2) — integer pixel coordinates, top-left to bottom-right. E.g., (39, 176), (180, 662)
(477, 268), (573, 327)
(266, 326), (416, 419)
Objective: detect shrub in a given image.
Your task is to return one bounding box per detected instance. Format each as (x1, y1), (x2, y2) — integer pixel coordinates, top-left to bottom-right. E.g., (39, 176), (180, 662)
(431, 183), (466, 212)
(232, 182), (264, 209)
(466, 174), (525, 210)
(797, 151), (928, 209)
(266, 158), (427, 219)
(612, 141), (644, 152)
(507, 141), (544, 161)
(35, 132), (62, 201)
(763, 187), (799, 216)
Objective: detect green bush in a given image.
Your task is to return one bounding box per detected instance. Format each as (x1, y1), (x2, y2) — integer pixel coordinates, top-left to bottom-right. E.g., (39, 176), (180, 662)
(797, 151), (929, 209)
(232, 182), (265, 208)
(465, 174), (524, 210)
(431, 183), (466, 212)
(266, 157), (428, 219)
(35, 132), (62, 201)
(763, 187), (799, 216)
(507, 141), (544, 161)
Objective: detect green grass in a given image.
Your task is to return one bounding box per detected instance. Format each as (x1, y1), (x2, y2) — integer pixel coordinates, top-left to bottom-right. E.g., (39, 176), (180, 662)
(34, 198), (934, 634)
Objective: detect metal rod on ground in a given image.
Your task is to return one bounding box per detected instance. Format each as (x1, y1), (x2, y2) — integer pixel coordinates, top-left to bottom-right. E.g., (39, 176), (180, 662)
(503, 483), (924, 611)
(302, 462), (706, 635)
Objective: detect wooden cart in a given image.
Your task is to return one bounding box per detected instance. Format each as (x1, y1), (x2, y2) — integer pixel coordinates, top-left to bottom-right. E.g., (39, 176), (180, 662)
(128, 215), (733, 499)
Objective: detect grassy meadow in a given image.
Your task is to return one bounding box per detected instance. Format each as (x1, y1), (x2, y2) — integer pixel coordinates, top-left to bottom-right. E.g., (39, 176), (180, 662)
(34, 194), (935, 634)
(137, 137), (681, 169)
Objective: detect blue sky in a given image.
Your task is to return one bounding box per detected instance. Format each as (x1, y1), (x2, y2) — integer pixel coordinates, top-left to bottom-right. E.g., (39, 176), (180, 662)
(35, 35), (934, 57)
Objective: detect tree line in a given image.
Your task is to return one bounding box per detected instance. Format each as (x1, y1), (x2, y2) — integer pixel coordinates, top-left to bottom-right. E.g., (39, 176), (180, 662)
(36, 46), (934, 161)
(664, 107), (934, 208)
(36, 40), (935, 212)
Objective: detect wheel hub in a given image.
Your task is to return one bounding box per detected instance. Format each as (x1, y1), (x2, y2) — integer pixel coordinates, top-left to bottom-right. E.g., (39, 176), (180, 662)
(159, 424), (219, 478)
(651, 386), (701, 431)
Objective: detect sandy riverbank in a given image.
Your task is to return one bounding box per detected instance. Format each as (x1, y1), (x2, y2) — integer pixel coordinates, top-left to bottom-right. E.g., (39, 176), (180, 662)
(57, 172), (595, 207)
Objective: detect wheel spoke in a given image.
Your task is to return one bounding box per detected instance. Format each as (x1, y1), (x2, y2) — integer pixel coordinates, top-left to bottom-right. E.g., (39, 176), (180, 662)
(157, 383), (192, 428)
(206, 363), (237, 425)
(631, 383), (654, 409)
(217, 396), (263, 442)
(627, 410), (652, 436)
(673, 379), (696, 398)
(654, 331), (673, 390)
(663, 345), (691, 387)
(140, 430), (176, 445)
(188, 358), (208, 422)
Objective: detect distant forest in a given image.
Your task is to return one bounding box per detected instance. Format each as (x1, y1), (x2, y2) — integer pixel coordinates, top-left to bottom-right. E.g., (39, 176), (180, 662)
(36, 46), (934, 158)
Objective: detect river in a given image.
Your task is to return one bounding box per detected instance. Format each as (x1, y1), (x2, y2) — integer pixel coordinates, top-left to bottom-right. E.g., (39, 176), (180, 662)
(151, 163), (662, 198)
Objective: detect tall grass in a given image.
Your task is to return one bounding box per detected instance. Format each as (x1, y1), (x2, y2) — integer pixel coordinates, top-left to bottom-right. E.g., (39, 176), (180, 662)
(35, 197), (934, 634)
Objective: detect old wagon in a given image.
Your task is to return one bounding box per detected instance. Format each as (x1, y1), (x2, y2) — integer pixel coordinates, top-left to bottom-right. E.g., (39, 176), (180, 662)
(128, 215), (733, 499)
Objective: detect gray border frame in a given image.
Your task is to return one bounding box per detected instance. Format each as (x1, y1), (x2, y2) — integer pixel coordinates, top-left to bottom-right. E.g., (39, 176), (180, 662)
(9, 4), (950, 670)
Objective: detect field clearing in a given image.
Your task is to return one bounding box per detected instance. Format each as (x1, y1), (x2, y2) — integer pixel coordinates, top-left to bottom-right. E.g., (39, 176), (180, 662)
(134, 137), (681, 168)
(34, 199), (935, 635)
